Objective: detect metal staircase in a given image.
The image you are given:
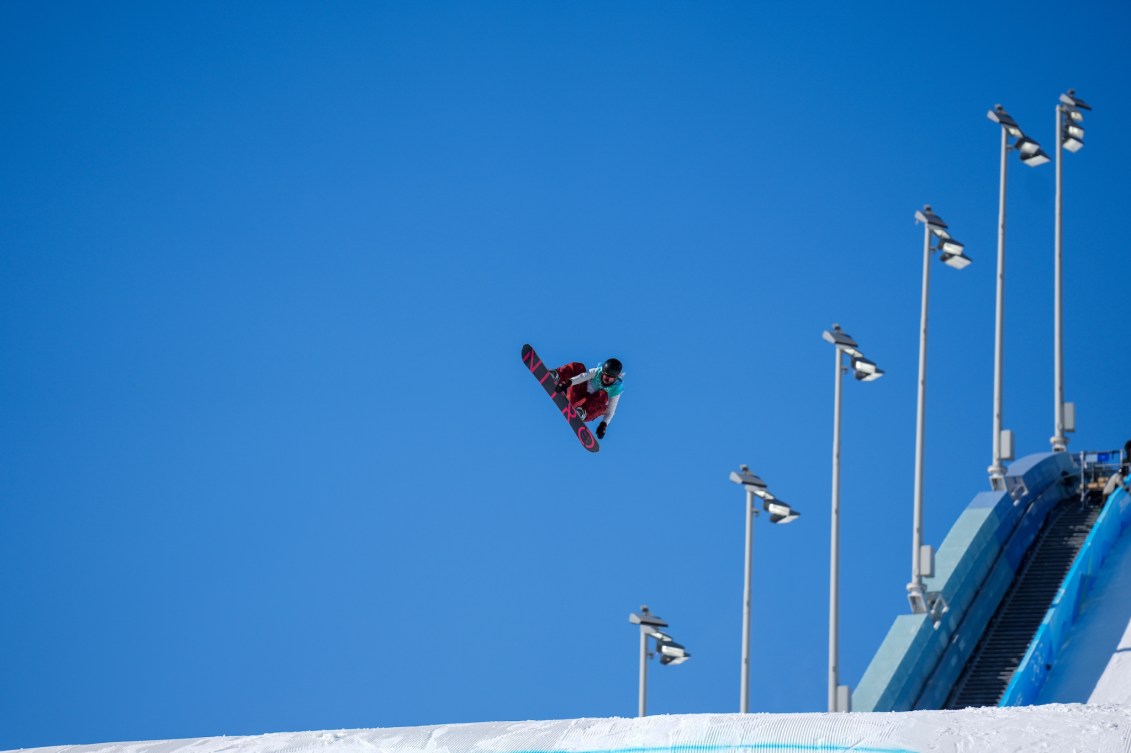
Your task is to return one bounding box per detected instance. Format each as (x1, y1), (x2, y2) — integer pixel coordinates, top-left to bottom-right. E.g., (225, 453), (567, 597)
(943, 497), (1102, 709)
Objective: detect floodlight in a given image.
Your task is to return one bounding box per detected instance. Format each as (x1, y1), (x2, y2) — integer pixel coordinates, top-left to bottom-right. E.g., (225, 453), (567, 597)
(914, 206), (950, 239)
(764, 499), (800, 524)
(1063, 121), (1085, 153)
(940, 251), (973, 270)
(629, 608), (668, 630)
(919, 219), (972, 270)
(851, 356), (884, 382)
(658, 641), (690, 665)
(987, 105), (1023, 137)
(938, 238), (965, 256)
(851, 355), (878, 374)
(729, 465), (773, 499)
(1015, 136), (1050, 166)
(937, 236), (972, 269)
(1060, 90), (1092, 111)
(822, 325), (862, 357)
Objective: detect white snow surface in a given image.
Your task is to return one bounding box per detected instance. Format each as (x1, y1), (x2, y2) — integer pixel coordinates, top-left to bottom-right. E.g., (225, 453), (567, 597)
(11, 706), (1131, 753)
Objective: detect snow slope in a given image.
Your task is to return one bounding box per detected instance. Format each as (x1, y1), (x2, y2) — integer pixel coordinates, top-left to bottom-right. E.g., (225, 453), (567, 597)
(12, 706), (1131, 753)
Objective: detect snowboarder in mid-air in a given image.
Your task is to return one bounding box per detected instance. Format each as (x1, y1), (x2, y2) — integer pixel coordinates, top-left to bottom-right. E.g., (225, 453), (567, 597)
(547, 358), (624, 440)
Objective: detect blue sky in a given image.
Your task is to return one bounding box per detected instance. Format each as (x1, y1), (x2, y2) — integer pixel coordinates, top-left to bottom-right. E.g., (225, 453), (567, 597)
(2, 1), (1130, 748)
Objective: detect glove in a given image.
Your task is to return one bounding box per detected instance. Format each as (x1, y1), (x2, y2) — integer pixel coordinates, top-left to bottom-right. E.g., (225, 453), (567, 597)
(555, 378), (570, 394)
(596, 421), (607, 439)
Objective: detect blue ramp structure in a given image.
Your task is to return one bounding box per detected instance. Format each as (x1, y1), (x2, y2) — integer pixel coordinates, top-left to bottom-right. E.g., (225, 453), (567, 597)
(854, 449), (1128, 711)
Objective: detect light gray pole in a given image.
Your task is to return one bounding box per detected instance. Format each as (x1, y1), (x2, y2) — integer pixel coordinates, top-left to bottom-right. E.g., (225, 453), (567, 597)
(631, 606), (686, 716)
(829, 345), (843, 712)
(740, 488), (755, 713)
(908, 221), (932, 608)
(638, 628), (648, 717)
(988, 126), (1009, 490)
(1051, 102), (1068, 453)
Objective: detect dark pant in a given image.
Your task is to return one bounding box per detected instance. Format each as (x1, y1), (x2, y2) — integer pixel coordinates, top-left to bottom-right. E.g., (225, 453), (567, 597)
(556, 362), (609, 422)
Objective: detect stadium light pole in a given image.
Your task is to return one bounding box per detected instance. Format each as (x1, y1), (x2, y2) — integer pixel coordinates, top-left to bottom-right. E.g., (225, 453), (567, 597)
(907, 206), (972, 615)
(1051, 90), (1091, 453)
(728, 467), (800, 712)
(986, 105), (1050, 490)
(822, 325), (883, 712)
(629, 606), (690, 717)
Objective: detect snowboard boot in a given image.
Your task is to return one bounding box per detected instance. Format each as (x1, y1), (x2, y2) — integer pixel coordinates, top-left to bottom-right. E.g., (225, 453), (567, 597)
(549, 369), (569, 393)
(574, 405), (587, 421)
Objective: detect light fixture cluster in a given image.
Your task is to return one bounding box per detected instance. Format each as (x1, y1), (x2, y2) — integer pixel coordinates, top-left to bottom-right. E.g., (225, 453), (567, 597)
(914, 205), (973, 270)
(987, 104), (1051, 167)
(1059, 90), (1092, 153)
(822, 325), (884, 382)
(728, 465), (800, 523)
(629, 606), (690, 665)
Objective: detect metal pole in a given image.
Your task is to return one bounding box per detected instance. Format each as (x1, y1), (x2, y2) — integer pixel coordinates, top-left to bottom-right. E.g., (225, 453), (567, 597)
(908, 221), (931, 609)
(989, 127), (1008, 489)
(638, 628), (647, 717)
(1051, 103), (1068, 452)
(740, 488), (755, 713)
(829, 346), (843, 711)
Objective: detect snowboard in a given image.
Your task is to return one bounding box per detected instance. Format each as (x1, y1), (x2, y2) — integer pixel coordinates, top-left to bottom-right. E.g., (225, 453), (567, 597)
(521, 344), (600, 453)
